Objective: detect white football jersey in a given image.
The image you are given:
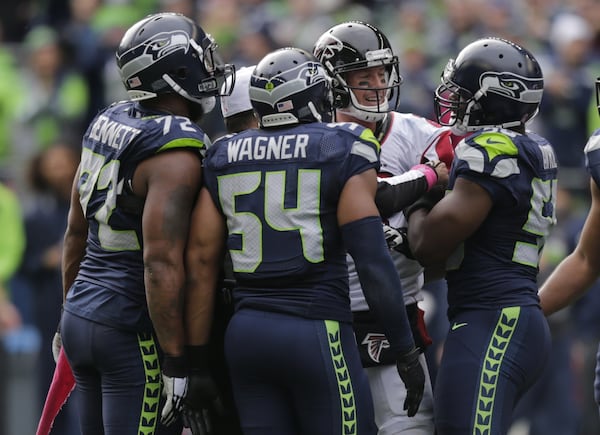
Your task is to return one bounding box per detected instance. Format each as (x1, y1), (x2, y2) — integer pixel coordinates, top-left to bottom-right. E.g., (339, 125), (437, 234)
(349, 112), (453, 310)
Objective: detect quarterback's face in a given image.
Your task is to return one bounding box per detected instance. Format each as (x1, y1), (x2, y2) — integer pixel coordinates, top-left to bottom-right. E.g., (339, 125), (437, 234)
(345, 66), (388, 107)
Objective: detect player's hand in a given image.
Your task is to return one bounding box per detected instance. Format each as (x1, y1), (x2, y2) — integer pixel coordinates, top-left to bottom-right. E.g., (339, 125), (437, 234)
(182, 345), (224, 434)
(396, 347), (425, 417)
(425, 160), (448, 188)
(52, 331), (62, 363)
(182, 373), (223, 435)
(404, 185), (446, 220)
(161, 355), (188, 426)
(382, 224), (414, 259)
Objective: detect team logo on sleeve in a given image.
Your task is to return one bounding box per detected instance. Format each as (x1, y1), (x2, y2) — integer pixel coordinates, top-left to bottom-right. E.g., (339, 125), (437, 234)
(361, 333), (390, 363)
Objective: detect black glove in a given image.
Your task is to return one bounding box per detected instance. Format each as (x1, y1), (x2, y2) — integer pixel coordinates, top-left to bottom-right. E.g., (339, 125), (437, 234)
(403, 185), (446, 221)
(382, 224), (414, 259)
(182, 345), (224, 435)
(161, 355), (188, 426)
(396, 347), (425, 417)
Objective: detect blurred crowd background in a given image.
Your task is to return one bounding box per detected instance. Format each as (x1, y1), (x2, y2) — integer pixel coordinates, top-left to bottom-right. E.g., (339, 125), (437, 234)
(1, 0), (600, 434)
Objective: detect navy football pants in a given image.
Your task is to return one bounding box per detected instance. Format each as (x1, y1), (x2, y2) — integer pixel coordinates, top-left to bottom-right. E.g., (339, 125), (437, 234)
(225, 308), (377, 435)
(434, 306), (551, 435)
(61, 310), (182, 435)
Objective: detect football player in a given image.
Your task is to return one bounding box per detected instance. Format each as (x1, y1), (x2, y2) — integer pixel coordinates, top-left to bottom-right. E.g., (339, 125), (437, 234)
(55, 12), (234, 434)
(407, 37), (557, 435)
(313, 21), (453, 435)
(184, 47), (425, 434)
(538, 77), (600, 413)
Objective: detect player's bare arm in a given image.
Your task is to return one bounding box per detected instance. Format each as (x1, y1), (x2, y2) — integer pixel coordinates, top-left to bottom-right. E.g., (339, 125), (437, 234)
(408, 177), (492, 266)
(539, 179), (600, 315)
(135, 150), (202, 357)
(62, 164), (88, 302)
(185, 186), (227, 345)
(338, 169), (379, 224)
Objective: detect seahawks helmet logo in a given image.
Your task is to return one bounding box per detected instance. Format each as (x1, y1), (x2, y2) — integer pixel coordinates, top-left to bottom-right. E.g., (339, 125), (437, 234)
(479, 72), (543, 104)
(120, 30), (191, 81)
(361, 333), (390, 363)
(250, 61), (328, 108)
(143, 30), (190, 60)
(314, 34), (344, 61)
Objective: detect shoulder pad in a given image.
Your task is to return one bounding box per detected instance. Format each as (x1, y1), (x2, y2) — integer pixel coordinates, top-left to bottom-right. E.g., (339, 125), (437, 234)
(456, 131), (519, 178)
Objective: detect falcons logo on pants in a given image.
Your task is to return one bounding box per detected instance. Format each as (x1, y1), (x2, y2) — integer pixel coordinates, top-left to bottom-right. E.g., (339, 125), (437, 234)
(361, 333), (390, 363)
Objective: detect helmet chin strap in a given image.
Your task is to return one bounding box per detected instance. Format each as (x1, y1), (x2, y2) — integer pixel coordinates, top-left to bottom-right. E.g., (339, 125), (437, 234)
(163, 74), (216, 113)
(338, 87), (390, 123)
(338, 106), (387, 123)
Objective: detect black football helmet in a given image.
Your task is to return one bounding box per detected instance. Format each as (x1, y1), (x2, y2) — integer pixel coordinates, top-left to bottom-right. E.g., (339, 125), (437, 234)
(313, 21), (402, 122)
(249, 47), (334, 128)
(115, 12), (235, 114)
(434, 37), (544, 134)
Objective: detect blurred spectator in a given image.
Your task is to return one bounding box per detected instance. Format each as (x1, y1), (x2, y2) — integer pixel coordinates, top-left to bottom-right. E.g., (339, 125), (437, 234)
(383, 1), (438, 118)
(478, 0), (525, 43)
(0, 1), (34, 42)
(0, 180), (24, 331)
(271, 0), (338, 50)
(537, 12), (594, 172)
(12, 25), (88, 200)
(12, 143), (80, 435)
(0, 179), (25, 433)
(90, 4), (140, 109)
(428, 0), (486, 60)
(61, 0), (106, 125)
(0, 25), (25, 179)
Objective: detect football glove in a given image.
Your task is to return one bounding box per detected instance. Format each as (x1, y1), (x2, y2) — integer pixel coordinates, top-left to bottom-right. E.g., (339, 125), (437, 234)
(396, 347), (425, 417)
(161, 355), (188, 426)
(182, 345), (224, 435)
(382, 224), (414, 259)
(52, 331), (62, 363)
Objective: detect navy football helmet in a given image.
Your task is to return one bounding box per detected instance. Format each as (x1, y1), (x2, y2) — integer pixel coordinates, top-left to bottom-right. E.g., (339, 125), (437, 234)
(434, 37), (544, 134)
(313, 21), (402, 122)
(116, 12), (234, 114)
(249, 47), (334, 128)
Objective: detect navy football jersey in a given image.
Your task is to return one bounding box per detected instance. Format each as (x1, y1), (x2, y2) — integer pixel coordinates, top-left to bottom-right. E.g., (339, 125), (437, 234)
(445, 128), (558, 315)
(64, 101), (208, 331)
(584, 128), (600, 187)
(203, 121), (380, 322)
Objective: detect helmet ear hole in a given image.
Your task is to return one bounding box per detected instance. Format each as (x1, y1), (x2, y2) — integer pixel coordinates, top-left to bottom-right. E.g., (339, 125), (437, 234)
(333, 89), (349, 109)
(175, 67), (188, 79)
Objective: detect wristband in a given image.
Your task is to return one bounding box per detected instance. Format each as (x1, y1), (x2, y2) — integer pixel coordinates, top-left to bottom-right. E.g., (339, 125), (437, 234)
(185, 345), (210, 372)
(162, 354), (187, 377)
(411, 164), (437, 191)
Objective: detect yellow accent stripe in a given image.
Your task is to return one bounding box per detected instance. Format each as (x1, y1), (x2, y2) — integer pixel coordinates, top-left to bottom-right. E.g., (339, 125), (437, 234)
(325, 320), (357, 435)
(359, 128), (381, 152)
(138, 332), (161, 434)
(157, 138), (205, 152)
(473, 307), (520, 435)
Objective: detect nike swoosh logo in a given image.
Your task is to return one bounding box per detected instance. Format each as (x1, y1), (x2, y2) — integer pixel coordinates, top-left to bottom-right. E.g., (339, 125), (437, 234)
(485, 137), (504, 145)
(451, 322), (468, 331)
